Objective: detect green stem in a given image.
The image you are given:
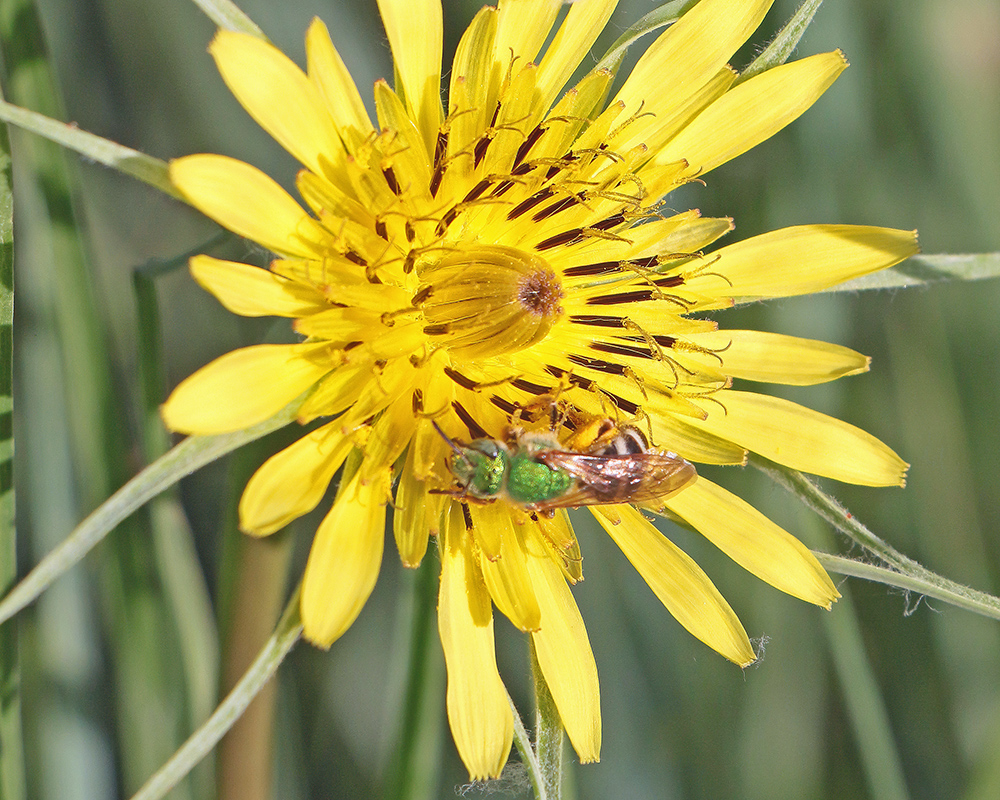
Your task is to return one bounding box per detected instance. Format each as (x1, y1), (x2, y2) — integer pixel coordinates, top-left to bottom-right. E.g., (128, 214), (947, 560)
(384, 555), (445, 800)
(507, 690), (547, 800)
(130, 587), (303, 800)
(809, 520), (911, 800)
(531, 639), (563, 800)
(0, 398), (303, 626)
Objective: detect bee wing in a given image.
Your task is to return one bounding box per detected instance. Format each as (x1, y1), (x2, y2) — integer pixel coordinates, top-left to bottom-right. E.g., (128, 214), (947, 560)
(533, 451), (697, 508)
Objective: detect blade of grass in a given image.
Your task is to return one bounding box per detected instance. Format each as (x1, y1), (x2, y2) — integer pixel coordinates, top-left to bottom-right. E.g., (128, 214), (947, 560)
(0, 82), (25, 800)
(188, 0), (267, 39)
(0, 396), (304, 627)
(130, 586), (303, 800)
(736, 0), (824, 83)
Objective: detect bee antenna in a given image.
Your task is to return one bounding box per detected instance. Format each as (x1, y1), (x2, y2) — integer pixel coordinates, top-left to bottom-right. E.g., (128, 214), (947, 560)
(432, 420), (465, 456)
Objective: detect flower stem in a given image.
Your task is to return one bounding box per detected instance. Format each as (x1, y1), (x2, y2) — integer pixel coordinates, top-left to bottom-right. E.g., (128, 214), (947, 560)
(507, 690), (547, 800)
(129, 586), (303, 800)
(531, 638), (563, 800)
(383, 554), (445, 800)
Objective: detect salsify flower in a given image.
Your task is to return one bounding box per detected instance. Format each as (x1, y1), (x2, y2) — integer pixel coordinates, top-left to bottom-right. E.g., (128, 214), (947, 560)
(161, 0), (916, 779)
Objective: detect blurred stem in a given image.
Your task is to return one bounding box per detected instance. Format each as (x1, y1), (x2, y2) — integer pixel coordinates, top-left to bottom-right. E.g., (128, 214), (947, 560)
(0, 397), (303, 627)
(0, 80), (24, 800)
(531, 639), (563, 800)
(507, 690), (546, 800)
(131, 586), (304, 800)
(809, 518), (911, 800)
(189, 0), (267, 38)
(217, 533), (293, 800)
(752, 455), (1000, 620)
(384, 554), (445, 800)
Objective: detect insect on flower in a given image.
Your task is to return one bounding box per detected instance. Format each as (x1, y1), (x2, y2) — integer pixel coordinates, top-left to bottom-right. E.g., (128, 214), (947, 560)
(434, 406), (698, 514)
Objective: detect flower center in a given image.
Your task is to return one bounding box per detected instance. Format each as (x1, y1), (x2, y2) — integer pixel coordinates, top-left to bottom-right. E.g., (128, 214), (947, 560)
(417, 245), (564, 360)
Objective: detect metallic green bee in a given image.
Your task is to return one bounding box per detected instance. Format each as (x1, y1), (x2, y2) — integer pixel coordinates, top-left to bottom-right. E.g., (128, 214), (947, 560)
(434, 419), (697, 512)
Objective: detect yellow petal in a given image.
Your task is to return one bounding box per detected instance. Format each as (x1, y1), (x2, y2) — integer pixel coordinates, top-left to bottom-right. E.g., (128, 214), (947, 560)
(473, 506), (541, 632)
(524, 529), (601, 763)
(657, 51), (848, 176)
(692, 390), (909, 486)
(170, 155), (327, 258)
(535, 0), (619, 110)
(209, 30), (345, 179)
(239, 420), (353, 536)
(301, 470), (389, 647)
(438, 504), (513, 779)
(661, 478), (840, 607)
(495, 0), (562, 67)
(685, 329), (871, 385)
(305, 18), (374, 143)
(393, 450), (445, 567)
(696, 225), (920, 300)
(375, 0), (442, 152)
(189, 255), (327, 318)
(613, 0), (771, 147)
(161, 343), (331, 434)
(592, 505), (755, 666)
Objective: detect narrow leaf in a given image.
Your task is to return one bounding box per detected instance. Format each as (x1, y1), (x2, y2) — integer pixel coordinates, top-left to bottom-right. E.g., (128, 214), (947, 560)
(823, 252), (1000, 293)
(594, 0), (698, 73)
(0, 99), (179, 198)
(737, 0), (823, 83)
(0, 396), (305, 626)
(189, 0), (267, 39)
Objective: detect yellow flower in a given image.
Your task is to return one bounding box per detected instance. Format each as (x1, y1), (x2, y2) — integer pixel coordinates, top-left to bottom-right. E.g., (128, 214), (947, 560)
(161, 0), (916, 779)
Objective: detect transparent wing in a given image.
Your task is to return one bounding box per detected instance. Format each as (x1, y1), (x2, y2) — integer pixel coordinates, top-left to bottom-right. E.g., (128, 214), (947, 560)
(531, 450), (697, 509)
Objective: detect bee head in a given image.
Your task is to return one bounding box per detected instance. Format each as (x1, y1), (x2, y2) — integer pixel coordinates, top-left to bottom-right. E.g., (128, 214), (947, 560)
(432, 422), (508, 498)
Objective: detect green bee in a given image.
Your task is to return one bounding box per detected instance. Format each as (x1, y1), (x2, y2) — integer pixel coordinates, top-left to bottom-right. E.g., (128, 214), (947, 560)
(434, 419), (697, 513)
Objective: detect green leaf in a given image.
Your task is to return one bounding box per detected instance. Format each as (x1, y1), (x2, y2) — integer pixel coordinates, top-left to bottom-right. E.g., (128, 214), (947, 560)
(130, 587), (303, 800)
(752, 455), (1000, 621)
(0, 83), (25, 800)
(0, 396), (305, 627)
(824, 252), (1000, 293)
(736, 0), (824, 84)
(0, 99), (178, 199)
(188, 0), (267, 38)
(594, 0), (698, 74)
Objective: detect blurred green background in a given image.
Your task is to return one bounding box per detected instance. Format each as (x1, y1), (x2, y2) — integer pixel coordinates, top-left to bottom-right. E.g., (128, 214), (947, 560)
(6, 0), (1000, 798)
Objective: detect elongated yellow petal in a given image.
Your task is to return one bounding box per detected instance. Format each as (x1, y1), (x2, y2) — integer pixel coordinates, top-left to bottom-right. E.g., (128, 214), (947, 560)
(393, 449), (444, 567)
(189, 255), (327, 318)
(695, 390), (909, 486)
(696, 225), (920, 300)
(301, 470), (390, 647)
(239, 420), (353, 536)
(535, 0), (619, 110)
(613, 0), (772, 147)
(210, 30), (345, 180)
(661, 478), (840, 607)
(438, 504), (513, 780)
(593, 505), (755, 666)
(161, 343), (331, 434)
(474, 506), (542, 632)
(495, 0), (561, 67)
(657, 51), (848, 176)
(525, 529), (601, 763)
(685, 329), (870, 385)
(170, 155), (327, 258)
(375, 0), (442, 151)
(305, 18), (374, 143)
